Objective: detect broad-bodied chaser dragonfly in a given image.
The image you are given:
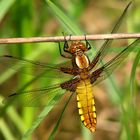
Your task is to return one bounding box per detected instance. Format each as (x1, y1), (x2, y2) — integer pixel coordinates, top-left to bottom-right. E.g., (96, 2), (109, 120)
(1, 2), (139, 132)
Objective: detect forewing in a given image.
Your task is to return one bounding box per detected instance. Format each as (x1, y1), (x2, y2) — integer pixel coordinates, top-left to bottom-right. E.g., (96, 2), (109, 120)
(91, 38), (140, 85)
(3, 84), (67, 107)
(90, 2), (131, 68)
(0, 55), (73, 80)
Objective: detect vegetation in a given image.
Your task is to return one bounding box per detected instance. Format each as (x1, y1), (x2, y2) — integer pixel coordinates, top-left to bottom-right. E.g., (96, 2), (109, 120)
(0, 0), (140, 140)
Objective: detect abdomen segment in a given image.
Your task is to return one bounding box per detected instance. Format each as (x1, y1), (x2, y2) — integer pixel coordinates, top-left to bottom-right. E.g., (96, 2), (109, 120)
(76, 79), (96, 132)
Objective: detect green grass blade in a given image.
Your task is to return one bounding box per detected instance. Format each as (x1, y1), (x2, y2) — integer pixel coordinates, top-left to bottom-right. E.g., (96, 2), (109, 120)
(46, 0), (82, 34)
(130, 48), (140, 102)
(0, 0), (15, 22)
(21, 91), (65, 140)
(130, 48), (140, 140)
(21, 106), (53, 140)
(48, 93), (73, 140)
(0, 96), (26, 135)
(7, 106), (26, 134)
(82, 125), (93, 140)
(0, 118), (15, 140)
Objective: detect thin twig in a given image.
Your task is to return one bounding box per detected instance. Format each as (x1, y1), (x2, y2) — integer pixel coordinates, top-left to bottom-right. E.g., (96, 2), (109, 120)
(0, 33), (140, 44)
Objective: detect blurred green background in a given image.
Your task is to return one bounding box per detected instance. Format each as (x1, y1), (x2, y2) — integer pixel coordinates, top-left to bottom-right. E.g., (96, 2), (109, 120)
(0, 0), (140, 140)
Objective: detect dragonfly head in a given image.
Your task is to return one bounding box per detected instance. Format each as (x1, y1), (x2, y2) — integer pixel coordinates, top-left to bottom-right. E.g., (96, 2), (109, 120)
(65, 41), (88, 55)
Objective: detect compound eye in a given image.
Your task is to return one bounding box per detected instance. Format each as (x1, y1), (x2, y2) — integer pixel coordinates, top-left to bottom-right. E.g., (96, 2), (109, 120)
(79, 44), (86, 51)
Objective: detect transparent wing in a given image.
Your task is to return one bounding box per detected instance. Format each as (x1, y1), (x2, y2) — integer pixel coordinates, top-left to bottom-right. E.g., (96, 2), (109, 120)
(3, 84), (67, 107)
(91, 38), (140, 85)
(90, 2), (131, 69)
(0, 55), (75, 107)
(0, 55), (73, 80)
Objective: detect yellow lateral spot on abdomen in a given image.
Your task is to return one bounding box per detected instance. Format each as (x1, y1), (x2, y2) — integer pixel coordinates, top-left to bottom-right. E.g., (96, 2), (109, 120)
(76, 79), (97, 132)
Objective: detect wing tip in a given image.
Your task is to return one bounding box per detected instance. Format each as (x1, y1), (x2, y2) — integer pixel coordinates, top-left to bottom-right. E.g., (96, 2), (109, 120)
(9, 93), (17, 97)
(2, 55), (13, 58)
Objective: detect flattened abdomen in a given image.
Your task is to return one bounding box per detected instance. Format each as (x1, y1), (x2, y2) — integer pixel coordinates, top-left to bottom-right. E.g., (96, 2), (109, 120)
(76, 79), (96, 132)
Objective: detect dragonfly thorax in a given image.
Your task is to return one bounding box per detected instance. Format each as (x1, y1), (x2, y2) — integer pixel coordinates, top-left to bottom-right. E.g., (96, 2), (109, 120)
(75, 53), (89, 69)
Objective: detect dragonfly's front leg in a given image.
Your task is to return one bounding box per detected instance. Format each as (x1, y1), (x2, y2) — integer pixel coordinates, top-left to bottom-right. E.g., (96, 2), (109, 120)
(58, 34), (72, 59)
(58, 42), (71, 59)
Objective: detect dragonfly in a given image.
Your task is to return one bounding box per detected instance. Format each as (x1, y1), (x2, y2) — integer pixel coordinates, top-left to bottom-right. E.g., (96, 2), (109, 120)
(1, 2), (140, 132)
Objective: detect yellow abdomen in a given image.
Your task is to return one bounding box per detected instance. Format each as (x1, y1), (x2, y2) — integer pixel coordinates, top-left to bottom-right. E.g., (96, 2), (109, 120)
(76, 79), (96, 132)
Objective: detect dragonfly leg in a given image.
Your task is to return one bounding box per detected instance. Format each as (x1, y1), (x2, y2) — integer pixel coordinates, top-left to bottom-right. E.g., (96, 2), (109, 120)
(58, 33), (72, 59)
(84, 34), (91, 50)
(58, 42), (71, 59)
(63, 34), (72, 51)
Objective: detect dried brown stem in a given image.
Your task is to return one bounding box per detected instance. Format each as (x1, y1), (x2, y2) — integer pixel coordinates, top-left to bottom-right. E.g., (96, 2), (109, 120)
(0, 33), (140, 44)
